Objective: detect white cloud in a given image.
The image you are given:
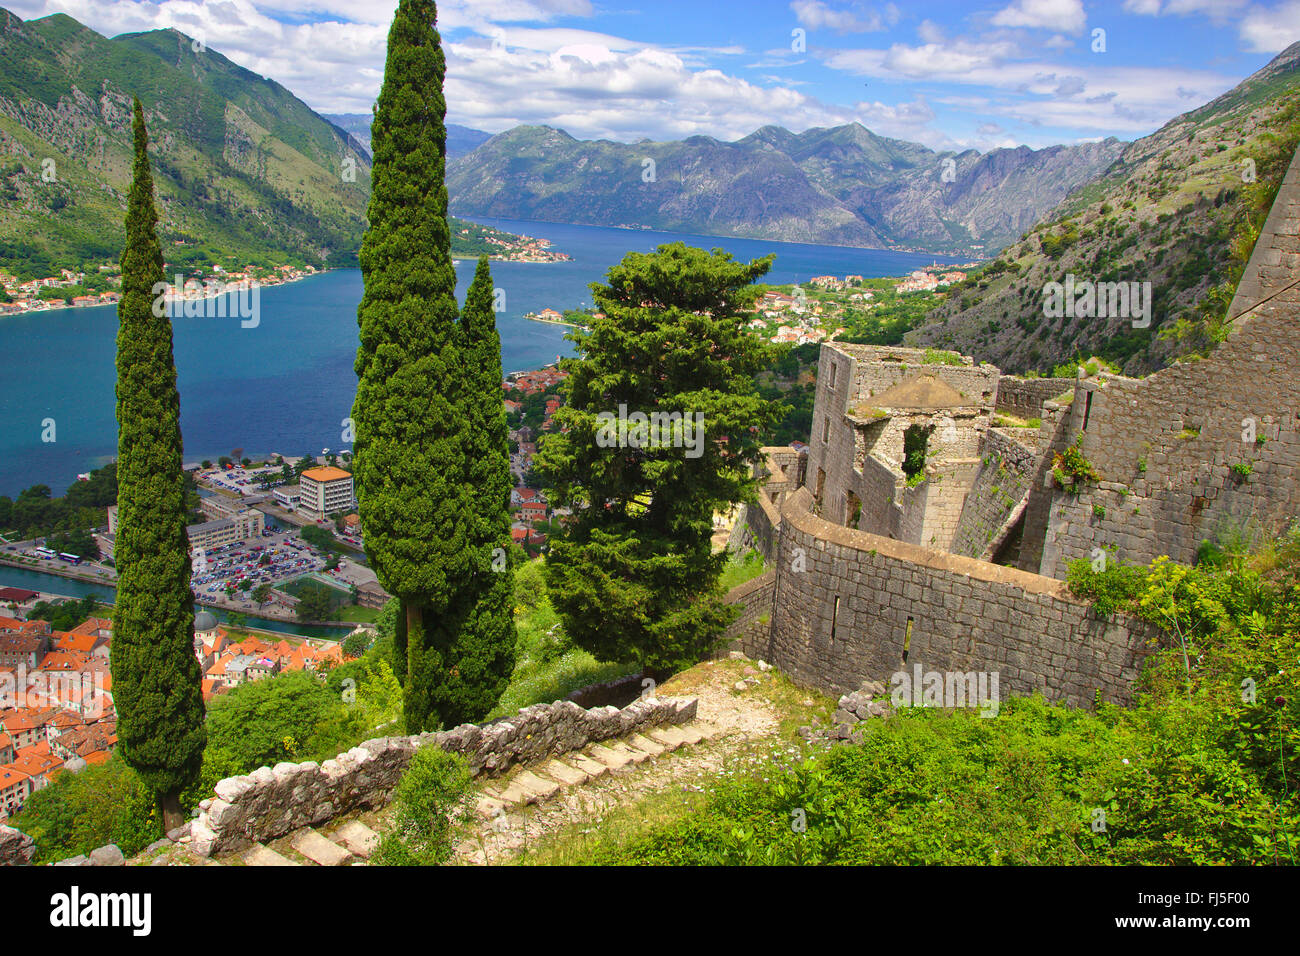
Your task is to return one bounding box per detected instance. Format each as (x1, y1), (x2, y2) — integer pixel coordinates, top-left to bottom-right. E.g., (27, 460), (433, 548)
(790, 1), (889, 33)
(1239, 0), (1300, 50)
(826, 39), (1239, 136)
(1124, 0), (1250, 15)
(916, 19), (945, 43)
(991, 0), (1087, 34)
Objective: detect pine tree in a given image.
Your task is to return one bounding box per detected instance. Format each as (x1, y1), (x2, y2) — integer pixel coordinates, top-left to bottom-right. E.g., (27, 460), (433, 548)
(538, 243), (782, 672)
(110, 98), (206, 831)
(352, 0), (490, 731)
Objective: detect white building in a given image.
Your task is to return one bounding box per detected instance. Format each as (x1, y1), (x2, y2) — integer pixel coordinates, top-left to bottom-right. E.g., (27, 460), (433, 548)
(298, 467), (355, 518)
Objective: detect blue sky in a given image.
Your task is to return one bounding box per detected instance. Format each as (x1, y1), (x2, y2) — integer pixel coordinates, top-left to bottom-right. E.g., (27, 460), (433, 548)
(8, 0), (1299, 150)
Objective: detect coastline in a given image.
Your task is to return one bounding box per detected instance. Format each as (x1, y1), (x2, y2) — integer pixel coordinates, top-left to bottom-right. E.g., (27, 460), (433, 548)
(0, 556), (356, 634)
(525, 314), (587, 329)
(3, 241), (575, 320)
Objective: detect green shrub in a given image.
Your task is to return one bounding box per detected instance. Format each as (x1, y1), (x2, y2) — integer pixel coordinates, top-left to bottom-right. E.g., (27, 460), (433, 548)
(1067, 554), (1145, 616)
(720, 550), (766, 591)
(1051, 439), (1100, 493)
(921, 348), (964, 366)
(9, 756), (160, 863)
(373, 747), (473, 866)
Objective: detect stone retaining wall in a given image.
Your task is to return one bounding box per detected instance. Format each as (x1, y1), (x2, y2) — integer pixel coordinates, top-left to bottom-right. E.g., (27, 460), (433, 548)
(0, 824), (35, 866)
(721, 569), (776, 653)
(190, 694), (698, 857)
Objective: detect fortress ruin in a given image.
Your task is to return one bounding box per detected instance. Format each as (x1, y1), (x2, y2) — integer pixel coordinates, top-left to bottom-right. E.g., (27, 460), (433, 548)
(727, 137), (1300, 708)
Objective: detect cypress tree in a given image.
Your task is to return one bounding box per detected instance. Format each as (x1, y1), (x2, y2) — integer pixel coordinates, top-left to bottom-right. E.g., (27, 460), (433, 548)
(352, 0), (473, 731)
(110, 98), (206, 831)
(445, 257), (516, 723)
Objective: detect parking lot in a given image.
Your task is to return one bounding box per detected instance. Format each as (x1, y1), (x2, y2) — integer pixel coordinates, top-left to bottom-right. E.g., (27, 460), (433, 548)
(197, 463), (287, 497)
(191, 528), (327, 597)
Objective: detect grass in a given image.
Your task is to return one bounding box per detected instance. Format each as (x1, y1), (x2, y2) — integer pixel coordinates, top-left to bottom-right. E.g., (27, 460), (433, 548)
(489, 572), (625, 719)
(719, 550), (766, 592)
(335, 605), (380, 623)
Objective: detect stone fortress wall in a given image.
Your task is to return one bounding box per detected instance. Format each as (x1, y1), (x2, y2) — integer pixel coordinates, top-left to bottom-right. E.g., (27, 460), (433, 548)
(726, 138), (1300, 709)
(732, 487), (1160, 707)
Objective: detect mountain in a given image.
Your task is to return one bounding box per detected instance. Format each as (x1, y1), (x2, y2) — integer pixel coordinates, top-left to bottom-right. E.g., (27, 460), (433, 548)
(323, 114), (491, 159)
(0, 9), (519, 280)
(906, 41), (1300, 376)
(445, 122), (1126, 255)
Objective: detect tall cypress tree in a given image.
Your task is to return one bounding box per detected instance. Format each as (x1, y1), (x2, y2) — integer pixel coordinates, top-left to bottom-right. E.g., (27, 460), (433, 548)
(111, 98), (206, 830)
(352, 0), (473, 731)
(444, 257), (516, 723)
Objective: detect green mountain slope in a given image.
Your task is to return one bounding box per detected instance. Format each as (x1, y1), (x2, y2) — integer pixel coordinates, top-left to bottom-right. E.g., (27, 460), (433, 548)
(908, 42), (1300, 375)
(0, 9), (519, 280)
(446, 121), (1125, 255)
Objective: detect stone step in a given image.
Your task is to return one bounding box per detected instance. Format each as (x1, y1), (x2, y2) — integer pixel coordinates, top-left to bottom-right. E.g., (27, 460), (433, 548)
(611, 740), (654, 764)
(243, 844), (300, 867)
(331, 820), (380, 859)
(497, 769), (560, 805)
(677, 724), (705, 746)
(625, 733), (665, 757)
(291, 829), (354, 867)
(476, 794), (509, 819)
(541, 759), (589, 786)
(514, 770), (562, 802)
(565, 753), (609, 779)
(587, 743), (634, 771)
(648, 726), (688, 750)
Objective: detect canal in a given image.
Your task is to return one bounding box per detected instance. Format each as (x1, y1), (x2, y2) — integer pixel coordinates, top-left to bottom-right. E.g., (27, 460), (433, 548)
(0, 563), (356, 639)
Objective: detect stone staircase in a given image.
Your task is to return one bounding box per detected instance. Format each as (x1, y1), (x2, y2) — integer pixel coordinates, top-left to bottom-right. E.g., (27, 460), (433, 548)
(475, 720), (719, 821)
(227, 718), (721, 865)
(236, 819), (380, 866)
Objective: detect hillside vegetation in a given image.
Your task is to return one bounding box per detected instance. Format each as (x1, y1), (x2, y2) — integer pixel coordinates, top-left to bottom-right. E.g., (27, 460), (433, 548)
(0, 8), (526, 280)
(909, 41), (1300, 375)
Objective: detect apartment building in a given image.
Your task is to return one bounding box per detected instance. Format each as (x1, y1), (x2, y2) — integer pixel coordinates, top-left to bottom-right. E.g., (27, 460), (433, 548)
(298, 467), (355, 518)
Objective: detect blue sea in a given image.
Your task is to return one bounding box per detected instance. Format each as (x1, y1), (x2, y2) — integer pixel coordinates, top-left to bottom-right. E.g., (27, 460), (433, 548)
(0, 218), (962, 495)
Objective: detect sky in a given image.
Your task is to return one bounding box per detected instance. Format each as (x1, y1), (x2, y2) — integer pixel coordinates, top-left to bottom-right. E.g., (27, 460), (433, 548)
(6, 0), (1300, 151)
